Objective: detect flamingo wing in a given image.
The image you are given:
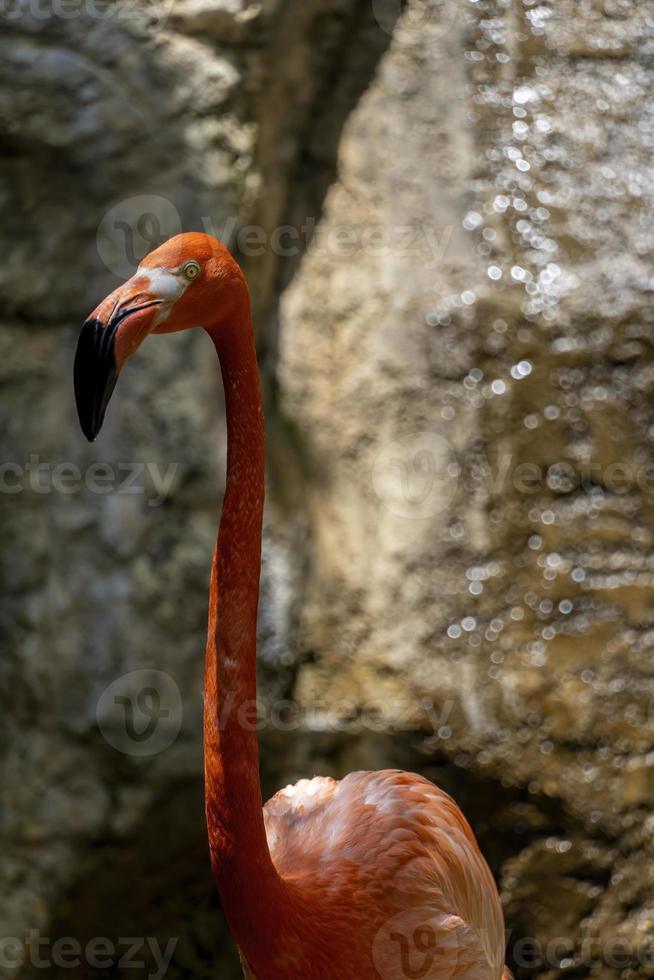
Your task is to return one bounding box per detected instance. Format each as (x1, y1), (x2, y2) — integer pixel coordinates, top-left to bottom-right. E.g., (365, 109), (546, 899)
(262, 769), (506, 979)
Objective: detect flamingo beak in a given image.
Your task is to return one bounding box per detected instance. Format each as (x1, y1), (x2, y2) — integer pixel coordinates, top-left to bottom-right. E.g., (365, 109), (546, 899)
(74, 276), (164, 442)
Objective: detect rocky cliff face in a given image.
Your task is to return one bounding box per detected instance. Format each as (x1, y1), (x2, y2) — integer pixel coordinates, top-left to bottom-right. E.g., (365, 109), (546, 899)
(1, 1), (652, 978)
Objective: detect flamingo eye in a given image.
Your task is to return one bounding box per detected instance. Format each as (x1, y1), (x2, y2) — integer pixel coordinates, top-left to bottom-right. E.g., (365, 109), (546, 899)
(182, 261), (201, 281)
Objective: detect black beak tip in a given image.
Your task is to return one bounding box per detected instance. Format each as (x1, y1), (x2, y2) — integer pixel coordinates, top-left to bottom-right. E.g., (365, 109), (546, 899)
(81, 422), (99, 444)
(74, 317), (118, 442)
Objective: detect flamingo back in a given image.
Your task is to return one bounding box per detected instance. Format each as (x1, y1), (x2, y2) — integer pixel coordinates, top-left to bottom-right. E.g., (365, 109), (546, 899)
(255, 769), (506, 979)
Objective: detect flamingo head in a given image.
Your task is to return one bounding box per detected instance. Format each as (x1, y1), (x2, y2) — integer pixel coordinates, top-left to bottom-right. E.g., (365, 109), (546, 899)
(74, 232), (245, 441)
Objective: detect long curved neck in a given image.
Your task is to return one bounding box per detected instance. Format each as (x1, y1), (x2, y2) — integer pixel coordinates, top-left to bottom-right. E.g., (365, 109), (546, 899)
(203, 295), (286, 961)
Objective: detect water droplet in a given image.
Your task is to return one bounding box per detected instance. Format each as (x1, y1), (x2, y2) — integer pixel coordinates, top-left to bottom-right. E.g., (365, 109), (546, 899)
(513, 85), (539, 105)
(463, 211), (483, 231)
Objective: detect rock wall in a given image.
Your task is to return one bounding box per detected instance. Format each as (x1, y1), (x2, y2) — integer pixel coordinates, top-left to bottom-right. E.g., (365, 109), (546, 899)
(280, 0), (654, 972)
(1, 1), (653, 977)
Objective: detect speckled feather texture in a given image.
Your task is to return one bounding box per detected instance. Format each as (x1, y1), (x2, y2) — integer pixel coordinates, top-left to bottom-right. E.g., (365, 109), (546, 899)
(237, 769), (506, 979)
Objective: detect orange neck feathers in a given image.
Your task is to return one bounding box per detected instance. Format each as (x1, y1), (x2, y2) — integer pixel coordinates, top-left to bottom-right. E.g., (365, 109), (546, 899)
(203, 299), (287, 964)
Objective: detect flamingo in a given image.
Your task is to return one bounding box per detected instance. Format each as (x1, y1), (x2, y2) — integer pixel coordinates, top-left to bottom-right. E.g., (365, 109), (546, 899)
(74, 232), (508, 980)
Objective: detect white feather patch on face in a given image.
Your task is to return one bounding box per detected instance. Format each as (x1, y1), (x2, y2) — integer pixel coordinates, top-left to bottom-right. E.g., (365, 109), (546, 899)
(137, 265), (191, 325)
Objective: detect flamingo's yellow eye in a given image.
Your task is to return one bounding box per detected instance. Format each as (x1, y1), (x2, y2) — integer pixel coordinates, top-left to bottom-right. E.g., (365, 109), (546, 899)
(183, 261), (201, 281)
